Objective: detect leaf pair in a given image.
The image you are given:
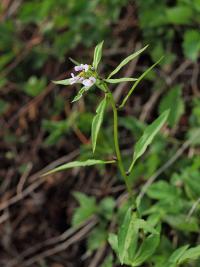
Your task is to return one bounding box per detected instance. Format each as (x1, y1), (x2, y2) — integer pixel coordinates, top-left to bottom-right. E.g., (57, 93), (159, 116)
(108, 208), (160, 266)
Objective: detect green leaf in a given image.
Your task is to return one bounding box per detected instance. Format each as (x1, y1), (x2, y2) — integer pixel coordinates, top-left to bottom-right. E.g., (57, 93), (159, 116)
(108, 233), (119, 256)
(72, 87), (87, 102)
(132, 232), (160, 266)
(0, 99), (9, 115)
(92, 41), (104, 70)
(104, 77), (137, 83)
(159, 85), (184, 127)
(118, 208), (137, 264)
(53, 78), (72, 86)
(23, 76), (47, 97)
(119, 57), (163, 108)
(42, 159), (115, 176)
(164, 215), (199, 233)
(166, 6), (193, 25)
(87, 226), (107, 252)
(178, 245), (200, 264)
(183, 30), (200, 61)
(108, 45), (148, 79)
(165, 245), (189, 267)
(69, 57), (80, 65)
(147, 181), (179, 200)
(128, 110), (169, 173)
(72, 192), (97, 226)
(100, 254), (113, 267)
(91, 97), (107, 153)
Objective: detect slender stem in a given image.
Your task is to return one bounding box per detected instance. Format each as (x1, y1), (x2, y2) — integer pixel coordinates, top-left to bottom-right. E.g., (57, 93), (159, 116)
(102, 83), (132, 197)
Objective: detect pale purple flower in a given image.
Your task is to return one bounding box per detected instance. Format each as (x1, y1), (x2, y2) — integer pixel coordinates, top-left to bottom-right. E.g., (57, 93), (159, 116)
(82, 77), (96, 87)
(70, 64), (96, 88)
(74, 64), (89, 72)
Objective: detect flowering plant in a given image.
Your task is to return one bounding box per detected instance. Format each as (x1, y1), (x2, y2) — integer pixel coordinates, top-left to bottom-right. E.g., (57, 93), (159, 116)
(44, 42), (171, 266)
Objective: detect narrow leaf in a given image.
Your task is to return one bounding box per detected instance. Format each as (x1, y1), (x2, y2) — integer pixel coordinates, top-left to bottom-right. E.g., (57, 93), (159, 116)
(91, 97), (107, 153)
(104, 77), (137, 83)
(53, 78), (71, 86)
(92, 41), (104, 70)
(72, 87), (87, 102)
(119, 57), (163, 109)
(42, 159), (115, 176)
(69, 57), (80, 65)
(128, 109), (169, 173)
(108, 45), (148, 79)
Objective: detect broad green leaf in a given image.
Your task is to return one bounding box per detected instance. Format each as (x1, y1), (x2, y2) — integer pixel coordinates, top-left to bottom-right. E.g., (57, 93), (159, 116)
(91, 97), (107, 153)
(128, 110), (169, 173)
(178, 245), (200, 264)
(165, 245), (189, 267)
(53, 78), (72, 86)
(72, 192), (97, 226)
(0, 99), (9, 115)
(100, 254), (113, 267)
(42, 159), (115, 176)
(108, 233), (119, 256)
(119, 57), (163, 108)
(164, 214), (199, 233)
(108, 45), (148, 79)
(87, 226), (107, 252)
(104, 77), (137, 83)
(92, 41), (104, 69)
(159, 85), (184, 127)
(23, 76), (47, 97)
(166, 6), (193, 25)
(147, 181), (178, 200)
(132, 232), (160, 266)
(183, 30), (200, 61)
(118, 208), (137, 264)
(137, 219), (159, 235)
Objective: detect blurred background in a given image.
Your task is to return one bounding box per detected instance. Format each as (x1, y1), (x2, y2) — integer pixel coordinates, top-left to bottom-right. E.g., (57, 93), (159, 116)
(0, 0), (200, 266)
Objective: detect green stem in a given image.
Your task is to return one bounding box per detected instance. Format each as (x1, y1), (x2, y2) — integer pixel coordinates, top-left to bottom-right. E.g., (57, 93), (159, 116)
(102, 83), (132, 198)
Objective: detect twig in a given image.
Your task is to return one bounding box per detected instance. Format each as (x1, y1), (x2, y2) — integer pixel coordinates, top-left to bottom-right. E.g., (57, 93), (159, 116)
(187, 198), (200, 220)
(0, 150), (79, 213)
(23, 219), (98, 266)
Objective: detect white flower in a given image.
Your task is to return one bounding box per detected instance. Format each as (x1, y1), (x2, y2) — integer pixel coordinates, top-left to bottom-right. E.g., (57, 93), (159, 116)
(82, 77), (96, 87)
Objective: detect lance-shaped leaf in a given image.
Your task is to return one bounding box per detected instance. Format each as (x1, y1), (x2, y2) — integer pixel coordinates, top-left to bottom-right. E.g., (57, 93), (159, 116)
(108, 45), (148, 79)
(69, 57), (80, 65)
(91, 97), (107, 153)
(164, 245), (189, 267)
(92, 41), (104, 70)
(118, 208), (137, 264)
(128, 110), (169, 173)
(53, 78), (72, 86)
(132, 231), (160, 266)
(104, 77), (137, 84)
(72, 86), (87, 102)
(119, 57), (163, 109)
(42, 159), (115, 176)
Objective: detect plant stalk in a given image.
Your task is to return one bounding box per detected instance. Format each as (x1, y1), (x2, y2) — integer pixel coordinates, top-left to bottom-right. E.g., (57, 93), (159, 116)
(103, 83), (132, 198)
